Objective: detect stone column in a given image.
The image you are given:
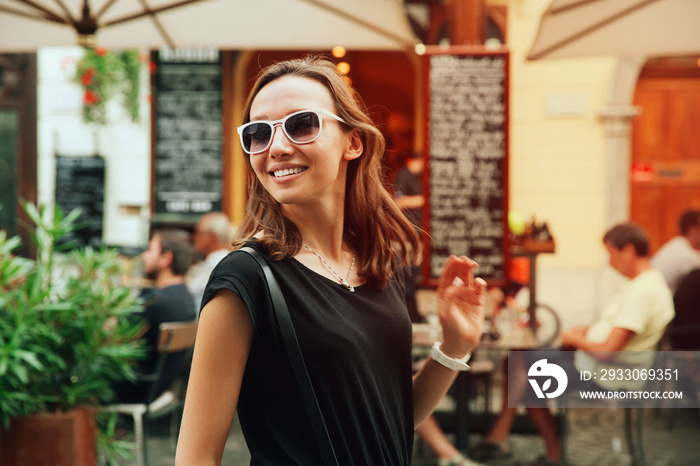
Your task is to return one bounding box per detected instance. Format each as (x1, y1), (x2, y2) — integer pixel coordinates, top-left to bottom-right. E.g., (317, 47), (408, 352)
(599, 56), (646, 228)
(599, 105), (641, 229)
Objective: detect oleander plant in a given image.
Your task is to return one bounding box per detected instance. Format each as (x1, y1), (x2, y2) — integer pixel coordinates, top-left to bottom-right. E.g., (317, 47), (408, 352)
(0, 202), (147, 462)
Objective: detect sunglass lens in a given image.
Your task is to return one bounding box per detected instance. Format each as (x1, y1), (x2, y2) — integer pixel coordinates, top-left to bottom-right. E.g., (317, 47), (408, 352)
(285, 112), (320, 143)
(242, 123), (272, 153)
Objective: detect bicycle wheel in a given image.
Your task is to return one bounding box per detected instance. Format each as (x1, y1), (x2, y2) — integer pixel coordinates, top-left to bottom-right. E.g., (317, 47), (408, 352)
(520, 302), (561, 348)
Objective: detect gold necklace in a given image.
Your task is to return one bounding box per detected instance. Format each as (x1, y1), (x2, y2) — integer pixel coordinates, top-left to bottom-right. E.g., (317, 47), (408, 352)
(302, 243), (356, 292)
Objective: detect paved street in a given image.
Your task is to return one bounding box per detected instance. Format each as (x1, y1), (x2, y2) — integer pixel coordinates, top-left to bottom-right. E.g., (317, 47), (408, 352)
(111, 406), (699, 465)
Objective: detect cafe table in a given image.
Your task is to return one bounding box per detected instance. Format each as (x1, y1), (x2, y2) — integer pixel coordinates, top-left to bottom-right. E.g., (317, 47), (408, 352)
(412, 323), (538, 449)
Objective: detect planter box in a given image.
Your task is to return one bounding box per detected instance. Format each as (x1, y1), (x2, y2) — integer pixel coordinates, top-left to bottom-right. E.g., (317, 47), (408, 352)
(0, 407), (96, 466)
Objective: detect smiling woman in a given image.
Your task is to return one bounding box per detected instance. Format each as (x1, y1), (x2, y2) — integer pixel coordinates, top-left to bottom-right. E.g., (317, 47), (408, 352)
(175, 56), (487, 466)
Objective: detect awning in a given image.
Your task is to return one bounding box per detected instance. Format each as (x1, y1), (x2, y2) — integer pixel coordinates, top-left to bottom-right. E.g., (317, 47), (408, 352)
(0, 0), (417, 52)
(527, 0), (700, 60)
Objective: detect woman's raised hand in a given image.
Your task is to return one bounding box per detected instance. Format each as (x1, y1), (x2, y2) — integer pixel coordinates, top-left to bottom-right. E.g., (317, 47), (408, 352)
(436, 255), (486, 358)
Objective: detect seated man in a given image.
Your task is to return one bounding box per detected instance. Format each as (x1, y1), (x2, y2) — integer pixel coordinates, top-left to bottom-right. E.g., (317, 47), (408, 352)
(471, 223), (674, 466)
(651, 209), (700, 293)
(111, 229), (197, 404)
(667, 267), (700, 351)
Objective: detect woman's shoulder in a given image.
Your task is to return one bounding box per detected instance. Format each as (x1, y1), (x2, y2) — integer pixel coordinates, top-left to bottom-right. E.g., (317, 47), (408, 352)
(201, 240), (275, 330)
(205, 241), (275, 292)
(215, 240), (266, 271)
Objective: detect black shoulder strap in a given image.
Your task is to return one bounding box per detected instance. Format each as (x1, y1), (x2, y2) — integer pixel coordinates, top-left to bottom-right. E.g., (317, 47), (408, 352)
(239, 246), (339, 466)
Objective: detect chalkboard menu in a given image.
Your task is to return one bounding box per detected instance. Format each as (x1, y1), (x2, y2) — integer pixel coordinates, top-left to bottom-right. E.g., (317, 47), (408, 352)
(423, 49), (509, 282)
(153, 48), (222, 219)
(55, 155), (105, 248)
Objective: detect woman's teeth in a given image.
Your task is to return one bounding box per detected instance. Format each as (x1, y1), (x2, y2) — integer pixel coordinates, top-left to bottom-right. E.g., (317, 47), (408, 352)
(272, 167), (306, 177)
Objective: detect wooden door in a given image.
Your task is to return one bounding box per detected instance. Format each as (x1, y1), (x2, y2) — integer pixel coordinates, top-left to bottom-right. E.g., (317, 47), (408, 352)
(631, 60), (700, 254)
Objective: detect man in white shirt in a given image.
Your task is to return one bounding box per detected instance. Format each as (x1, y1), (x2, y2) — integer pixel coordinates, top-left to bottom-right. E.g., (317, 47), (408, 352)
(651, 209), (700, 293)
(472, 223), (674, 466)
(570, 224), (675, 390)
(188, 212), (233, 310)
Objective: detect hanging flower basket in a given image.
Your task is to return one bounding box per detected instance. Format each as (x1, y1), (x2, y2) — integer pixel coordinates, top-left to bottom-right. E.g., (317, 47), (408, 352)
(74, 48), (145, 125)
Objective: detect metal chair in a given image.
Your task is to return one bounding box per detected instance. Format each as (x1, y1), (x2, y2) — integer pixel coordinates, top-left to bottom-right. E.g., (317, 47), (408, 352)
(101, 320), (197, 466)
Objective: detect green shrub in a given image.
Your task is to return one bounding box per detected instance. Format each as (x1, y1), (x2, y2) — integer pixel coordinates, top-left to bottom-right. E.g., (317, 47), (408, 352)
(0, 202), (147, 428)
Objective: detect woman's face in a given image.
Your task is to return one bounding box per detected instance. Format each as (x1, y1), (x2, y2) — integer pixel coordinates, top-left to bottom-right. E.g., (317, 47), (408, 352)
(248, 76), (362, 209)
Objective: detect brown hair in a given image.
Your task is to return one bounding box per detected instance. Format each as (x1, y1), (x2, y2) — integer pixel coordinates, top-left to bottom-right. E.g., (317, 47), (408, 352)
(233, 55), (420, 288)
(679, 209), (700, 235)
(603, 223), (649, 257)
(153, 229), (194, 276)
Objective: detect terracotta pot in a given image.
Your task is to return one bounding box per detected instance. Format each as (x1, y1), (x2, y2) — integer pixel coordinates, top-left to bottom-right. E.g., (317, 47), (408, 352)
(0, 407), (96, 466)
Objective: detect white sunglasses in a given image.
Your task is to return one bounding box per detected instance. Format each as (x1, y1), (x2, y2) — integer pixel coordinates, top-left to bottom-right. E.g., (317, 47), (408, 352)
(237, 109), (347, 155)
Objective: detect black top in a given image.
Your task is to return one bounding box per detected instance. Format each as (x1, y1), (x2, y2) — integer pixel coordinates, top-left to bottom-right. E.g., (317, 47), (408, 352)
(202, 241), (415, 465)
(670, 268), (700, 350)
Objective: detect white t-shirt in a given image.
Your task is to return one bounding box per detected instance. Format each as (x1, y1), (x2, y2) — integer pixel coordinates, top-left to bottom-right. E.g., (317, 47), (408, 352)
(187, 248), (231, 310)
(651, 236), (700, 293)
(575, 269), (675, 390)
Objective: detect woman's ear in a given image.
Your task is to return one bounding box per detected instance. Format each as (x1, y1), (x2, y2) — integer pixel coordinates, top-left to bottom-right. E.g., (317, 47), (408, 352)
(343, 130), (363, 161)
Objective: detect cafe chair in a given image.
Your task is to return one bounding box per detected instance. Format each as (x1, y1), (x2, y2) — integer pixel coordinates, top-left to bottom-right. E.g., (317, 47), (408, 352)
(101, 320), (198, 466)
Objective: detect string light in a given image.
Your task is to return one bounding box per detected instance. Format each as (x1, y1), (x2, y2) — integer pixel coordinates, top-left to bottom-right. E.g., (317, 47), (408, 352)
(332, 46), (346, 58)
(337, 62), (351, 75)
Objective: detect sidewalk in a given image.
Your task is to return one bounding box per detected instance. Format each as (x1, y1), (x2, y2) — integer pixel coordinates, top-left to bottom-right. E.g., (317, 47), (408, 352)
(114, 407), (699, 465)
(416, 407), (700, 466)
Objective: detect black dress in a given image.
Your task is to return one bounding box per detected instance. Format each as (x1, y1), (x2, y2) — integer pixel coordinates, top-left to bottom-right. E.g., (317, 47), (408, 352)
(202, 241), (415, 465)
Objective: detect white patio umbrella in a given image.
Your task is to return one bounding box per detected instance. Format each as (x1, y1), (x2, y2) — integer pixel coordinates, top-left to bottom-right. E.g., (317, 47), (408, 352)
(527, 0), (700, 60)
(0, 0), (417, 51)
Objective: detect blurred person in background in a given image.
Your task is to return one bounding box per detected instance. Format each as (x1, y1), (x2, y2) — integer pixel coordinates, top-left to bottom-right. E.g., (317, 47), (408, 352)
(650, 209), (700, 293)
(471, 223), (674, 466)
(667, 267), (700, 350)
(384, 111), (415, 183)
(394, 152), (426, 324)
(189, 212), (234, 309)
(111, 228), (197, 404)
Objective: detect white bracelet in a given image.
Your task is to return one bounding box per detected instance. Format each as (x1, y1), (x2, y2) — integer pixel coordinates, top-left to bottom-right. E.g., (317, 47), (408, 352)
(430, 342), (471, 371)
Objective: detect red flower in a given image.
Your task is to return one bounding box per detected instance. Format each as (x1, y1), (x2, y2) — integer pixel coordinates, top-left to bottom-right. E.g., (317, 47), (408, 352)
(95, 47), (108, 56)
(83, 90), (100, 105)
(149, 62), (157, 73)
(80, 68), (96, 86)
